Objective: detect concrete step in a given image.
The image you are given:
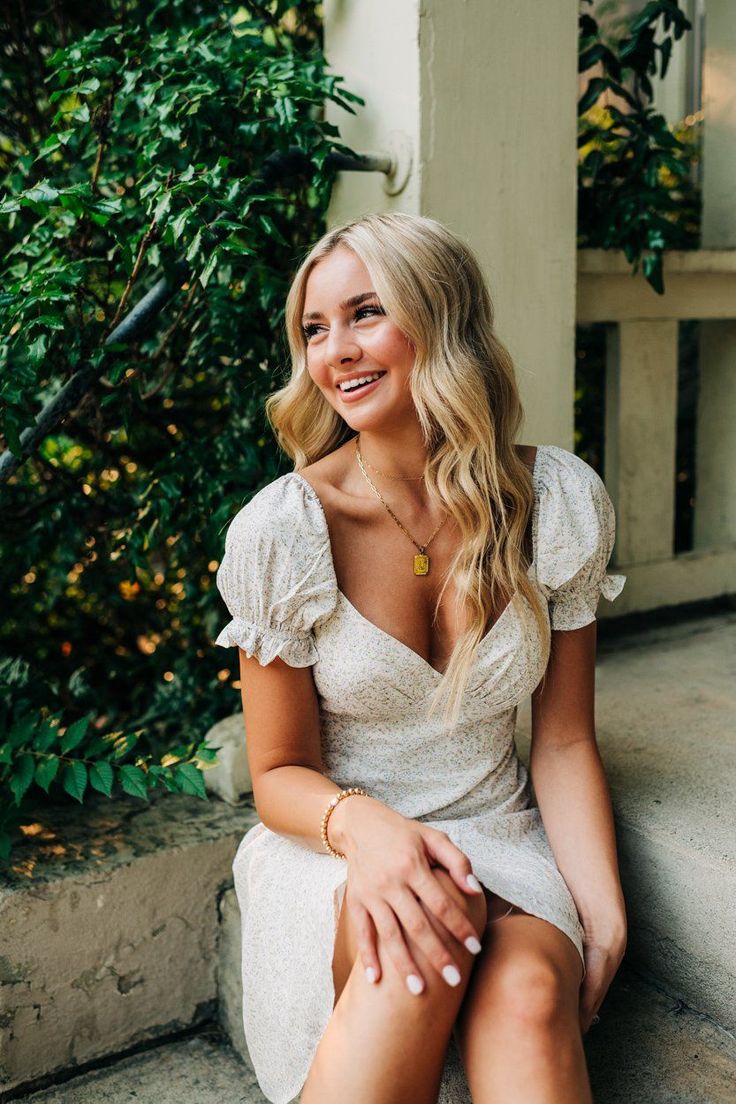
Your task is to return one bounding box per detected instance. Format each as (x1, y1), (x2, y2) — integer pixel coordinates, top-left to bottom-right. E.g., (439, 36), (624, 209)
(11, 969), (736, 1104)
(517, 608), (736, 1032)
(9, 1029), (265, 1104)
(0, 788), (257, 1096)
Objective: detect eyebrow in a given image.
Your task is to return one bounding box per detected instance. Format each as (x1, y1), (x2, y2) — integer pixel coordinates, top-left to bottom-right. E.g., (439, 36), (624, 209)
(302, 291), (379, 323)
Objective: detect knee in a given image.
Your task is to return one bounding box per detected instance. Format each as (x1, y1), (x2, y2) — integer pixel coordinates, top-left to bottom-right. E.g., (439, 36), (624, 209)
(487, 954), (568, 1031)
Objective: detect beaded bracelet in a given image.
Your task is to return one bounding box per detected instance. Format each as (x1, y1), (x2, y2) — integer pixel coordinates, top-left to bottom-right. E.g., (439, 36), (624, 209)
(320, 787), (368, 859)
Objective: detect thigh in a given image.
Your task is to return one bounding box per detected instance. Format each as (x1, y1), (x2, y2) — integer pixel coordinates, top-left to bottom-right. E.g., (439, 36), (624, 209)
(331, 884), (357, 1006)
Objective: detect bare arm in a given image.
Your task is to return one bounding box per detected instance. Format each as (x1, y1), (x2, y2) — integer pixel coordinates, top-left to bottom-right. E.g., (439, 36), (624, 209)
(236, 647), (376, 853)
(530, 620), (627, 1029)
(530, 621), (626, 937)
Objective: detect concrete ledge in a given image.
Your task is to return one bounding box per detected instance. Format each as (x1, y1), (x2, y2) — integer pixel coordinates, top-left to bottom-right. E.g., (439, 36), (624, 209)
(518, 610), (736, 1031)
(0, 789), (258, 1096)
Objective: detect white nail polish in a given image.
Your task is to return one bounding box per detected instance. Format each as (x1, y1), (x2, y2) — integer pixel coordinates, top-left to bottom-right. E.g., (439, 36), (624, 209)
(365, 966), (377, 984)
(406, 973), (424, 995)
(465, 935), (482, 954)
(443, 964), (462, 987)
(466, 873), (482, 892)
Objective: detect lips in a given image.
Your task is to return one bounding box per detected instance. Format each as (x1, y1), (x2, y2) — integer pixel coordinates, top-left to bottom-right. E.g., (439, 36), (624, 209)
(336, 372), (387, 402)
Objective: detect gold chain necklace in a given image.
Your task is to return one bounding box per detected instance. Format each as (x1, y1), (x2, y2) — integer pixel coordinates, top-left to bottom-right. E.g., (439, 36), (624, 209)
(354, 435), (448, 576)
(357, 442), (425, 480)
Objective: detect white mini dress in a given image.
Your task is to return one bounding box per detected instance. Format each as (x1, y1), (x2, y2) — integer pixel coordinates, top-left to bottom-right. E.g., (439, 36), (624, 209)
(214, 444), (626, 1104)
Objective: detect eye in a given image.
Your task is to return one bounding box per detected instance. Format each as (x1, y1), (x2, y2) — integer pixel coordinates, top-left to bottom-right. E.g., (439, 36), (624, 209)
(302, 304), (386, 341)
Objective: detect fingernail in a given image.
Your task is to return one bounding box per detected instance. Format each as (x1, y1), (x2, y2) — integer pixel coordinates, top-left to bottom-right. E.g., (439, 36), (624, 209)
(465, 935), (482, 954)
(365, 966), (377, 984)
(466, 873), (482, 893)
(442, 964), (462, 987)
(406, 973), (424, 995)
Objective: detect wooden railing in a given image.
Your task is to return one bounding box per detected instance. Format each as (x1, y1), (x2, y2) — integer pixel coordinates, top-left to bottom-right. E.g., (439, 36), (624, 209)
(577, 249), (736, 617)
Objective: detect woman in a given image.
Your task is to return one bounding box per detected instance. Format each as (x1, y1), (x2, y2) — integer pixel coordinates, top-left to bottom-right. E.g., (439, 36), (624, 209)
(215, 212), (628, 1104)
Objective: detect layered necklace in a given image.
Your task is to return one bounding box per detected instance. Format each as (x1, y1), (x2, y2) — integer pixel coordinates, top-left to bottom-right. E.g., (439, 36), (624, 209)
(354, 435), (448, 576)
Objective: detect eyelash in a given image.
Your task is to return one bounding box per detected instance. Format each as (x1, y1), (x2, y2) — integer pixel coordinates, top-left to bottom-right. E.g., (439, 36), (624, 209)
(302, 305), (385, 341)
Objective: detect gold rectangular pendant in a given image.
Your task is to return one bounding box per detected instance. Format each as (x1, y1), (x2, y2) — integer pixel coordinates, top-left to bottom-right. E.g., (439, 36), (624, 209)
(413, 553), (430, 576)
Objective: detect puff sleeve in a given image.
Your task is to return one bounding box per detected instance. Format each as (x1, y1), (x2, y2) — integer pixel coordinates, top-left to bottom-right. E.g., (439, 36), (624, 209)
(214, 474), (339, 666)
(534, 446), (627, 631)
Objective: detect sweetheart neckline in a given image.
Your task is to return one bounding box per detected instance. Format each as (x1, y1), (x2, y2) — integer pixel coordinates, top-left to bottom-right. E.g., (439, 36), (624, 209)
(289, 446), (545, 679)
(335, 587), (519, 678)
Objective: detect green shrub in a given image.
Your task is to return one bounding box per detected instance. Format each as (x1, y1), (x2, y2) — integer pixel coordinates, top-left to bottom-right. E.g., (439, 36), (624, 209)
(0, 0), (362, 863)
(578, 0), (700, 293)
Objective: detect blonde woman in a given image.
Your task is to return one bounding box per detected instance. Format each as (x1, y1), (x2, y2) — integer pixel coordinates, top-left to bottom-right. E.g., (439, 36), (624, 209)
(215, 212), (628, 1104)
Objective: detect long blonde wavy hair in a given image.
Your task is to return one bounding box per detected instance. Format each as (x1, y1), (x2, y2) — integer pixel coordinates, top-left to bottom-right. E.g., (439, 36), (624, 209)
(265, 211), (550, 734)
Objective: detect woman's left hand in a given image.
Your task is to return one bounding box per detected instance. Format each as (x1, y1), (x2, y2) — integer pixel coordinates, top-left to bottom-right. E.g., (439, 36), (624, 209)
(578, 927), (627, 1035)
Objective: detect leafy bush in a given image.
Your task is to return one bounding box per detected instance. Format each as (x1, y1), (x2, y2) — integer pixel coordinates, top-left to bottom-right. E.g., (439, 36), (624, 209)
(577, 0), (700, 293)
(0, 0), (362, 863)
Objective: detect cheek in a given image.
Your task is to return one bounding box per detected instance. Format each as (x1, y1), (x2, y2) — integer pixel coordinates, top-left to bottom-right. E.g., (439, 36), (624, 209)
(385, 337), (415, 379)
(305, 349), (330, 388)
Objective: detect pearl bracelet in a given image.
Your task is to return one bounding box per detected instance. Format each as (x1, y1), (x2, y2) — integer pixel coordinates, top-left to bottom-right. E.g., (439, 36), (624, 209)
(320, 787), (368, 859)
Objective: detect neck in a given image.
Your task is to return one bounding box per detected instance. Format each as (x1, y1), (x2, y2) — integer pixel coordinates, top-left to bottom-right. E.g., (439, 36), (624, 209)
(355, 427), (428, 480)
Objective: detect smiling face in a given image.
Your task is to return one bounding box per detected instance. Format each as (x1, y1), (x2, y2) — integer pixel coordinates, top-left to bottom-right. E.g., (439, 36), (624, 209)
(301, 245), (417, 431)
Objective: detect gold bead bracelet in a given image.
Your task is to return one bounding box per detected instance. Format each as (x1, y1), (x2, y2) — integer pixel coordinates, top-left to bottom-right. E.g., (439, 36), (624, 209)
(320, 787), (368, 859)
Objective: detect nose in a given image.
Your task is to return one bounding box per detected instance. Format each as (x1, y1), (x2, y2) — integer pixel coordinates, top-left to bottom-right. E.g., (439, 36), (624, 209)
(324, 320), (362, 367)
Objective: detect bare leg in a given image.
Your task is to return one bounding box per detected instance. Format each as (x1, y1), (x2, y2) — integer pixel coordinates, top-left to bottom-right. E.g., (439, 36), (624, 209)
(300, 868), (487, 1104)
(455, 907), (591, 1103)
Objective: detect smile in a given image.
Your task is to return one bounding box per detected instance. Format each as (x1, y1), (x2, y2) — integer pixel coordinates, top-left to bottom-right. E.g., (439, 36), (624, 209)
(336, 371), (387, 402)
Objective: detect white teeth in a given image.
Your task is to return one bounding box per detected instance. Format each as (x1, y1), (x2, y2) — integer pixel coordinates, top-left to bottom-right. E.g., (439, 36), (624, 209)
(338, 372), (384, 392)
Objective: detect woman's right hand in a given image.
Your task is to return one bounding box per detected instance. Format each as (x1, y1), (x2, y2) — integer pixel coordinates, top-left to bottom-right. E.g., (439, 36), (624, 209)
(328, 794), (485, 994)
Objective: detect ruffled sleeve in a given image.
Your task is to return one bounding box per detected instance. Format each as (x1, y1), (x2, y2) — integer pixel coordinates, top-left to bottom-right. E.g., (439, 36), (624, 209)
(534, 446), (627, 631)
(214, 474), (338, 666)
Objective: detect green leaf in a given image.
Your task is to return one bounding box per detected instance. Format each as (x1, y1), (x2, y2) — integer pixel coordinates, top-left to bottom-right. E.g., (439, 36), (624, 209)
(194, 746), (219, 764)
(34, 719), (61, 752)
(173, 762), (207, 799)
(24, 180), (60, 204)
(170, 210), (189, 242)
(118, 764), (149, 800)
(62, 760), (88, 802)
(75, 77), (101, 96)
(61, 715), (91, 754)
(153, 191), (172, 221)
(35, 755), (60, 793)
(198, 251), (218, 288)
(27, 334), (49, 368)
(10, 753), (34, 804)
(257, 213), (289, 246)
(185, 229), (202, 262)
(89, 761), (114, 797)
(35, 134), (63, 159)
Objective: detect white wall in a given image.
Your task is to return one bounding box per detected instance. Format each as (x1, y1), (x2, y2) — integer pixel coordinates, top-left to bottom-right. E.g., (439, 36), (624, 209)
(323, 0), (580, 448)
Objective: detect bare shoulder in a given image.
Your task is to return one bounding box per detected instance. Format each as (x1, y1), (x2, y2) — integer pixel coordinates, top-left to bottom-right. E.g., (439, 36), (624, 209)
(295, 437), (362, 513)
